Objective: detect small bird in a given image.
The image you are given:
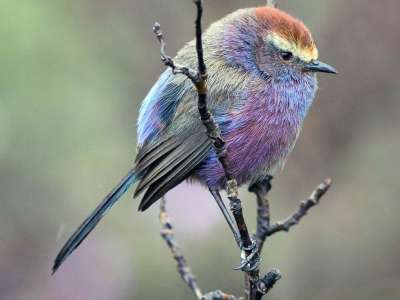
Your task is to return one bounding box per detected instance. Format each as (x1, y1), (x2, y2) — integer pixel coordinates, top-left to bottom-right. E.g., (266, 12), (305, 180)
(53, 6), (336, 273)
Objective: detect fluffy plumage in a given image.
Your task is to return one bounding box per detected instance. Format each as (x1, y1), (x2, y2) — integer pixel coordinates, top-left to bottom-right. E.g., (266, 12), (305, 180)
(53, 6), (335, 273)
(137, 6), (317, 189)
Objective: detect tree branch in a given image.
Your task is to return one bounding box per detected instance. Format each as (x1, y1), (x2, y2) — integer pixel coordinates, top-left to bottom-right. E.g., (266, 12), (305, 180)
(153, 0), (256, 274)
(190, 3), (254, 258)
(247, 176), (275, 300)
(152, 22), (198, 81)
(247, 177), (332, 299)
(249, 175), (273, 253)
(160, 198), (238, 300)
(254, 269), (282, 300)
(159, 197), (203, 300)
(267, 178), (332, 236)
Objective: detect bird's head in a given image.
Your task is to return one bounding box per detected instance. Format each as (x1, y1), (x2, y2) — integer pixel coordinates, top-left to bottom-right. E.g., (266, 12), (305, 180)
(221, 7), (337, 80)
(254, 7), (337, 79)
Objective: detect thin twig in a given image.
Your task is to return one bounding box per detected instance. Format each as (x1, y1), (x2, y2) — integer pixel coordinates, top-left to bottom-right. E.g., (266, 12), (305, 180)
(159, 198), (203, 300)
(248, 177), (331, 299)
(267, 178), (332, 235)
(254, 269), (282, 300)
(152, 22), (198, 81)
(249, 175), (273, 253)
(160, 198), (238, 300)
(192, 1), (257, 275)
(247, 176), (275, 300)
(202, 291), (238, 300)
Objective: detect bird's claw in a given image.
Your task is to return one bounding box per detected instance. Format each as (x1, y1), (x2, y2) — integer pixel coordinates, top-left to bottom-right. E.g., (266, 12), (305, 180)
(233, 240), (261, 272)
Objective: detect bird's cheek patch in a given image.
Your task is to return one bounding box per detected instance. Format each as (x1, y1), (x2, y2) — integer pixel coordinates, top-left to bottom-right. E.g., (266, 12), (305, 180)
(266, 33), (318, 62)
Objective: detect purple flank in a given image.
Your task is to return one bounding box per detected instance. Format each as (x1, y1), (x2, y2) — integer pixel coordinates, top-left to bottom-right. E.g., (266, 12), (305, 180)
(194, 72), (317, 188)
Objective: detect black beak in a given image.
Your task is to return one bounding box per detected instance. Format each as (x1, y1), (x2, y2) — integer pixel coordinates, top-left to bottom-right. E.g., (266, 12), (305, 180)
(303, 60), (337, 74)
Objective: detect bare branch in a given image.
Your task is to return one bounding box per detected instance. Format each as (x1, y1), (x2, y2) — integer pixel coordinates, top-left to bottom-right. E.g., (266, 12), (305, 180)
(194, 0), (206, 76)
(254, 269), (282, 300)
(249, 175), (273, 253)
(160, 198), (239, 300)
(267, 178), (332, 236)
(159, 198), (203, 300)
(202, 291), (238, 300)
(248, 177), (331, 299)
(152, 22), (198, 81)
(247, 176), (275, 300)
(153, 0), (256, 273)
(191, 1), (257, 275)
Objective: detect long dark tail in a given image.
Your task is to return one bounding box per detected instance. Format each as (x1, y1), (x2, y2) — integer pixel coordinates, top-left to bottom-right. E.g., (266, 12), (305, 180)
(52, 169), (138, 274)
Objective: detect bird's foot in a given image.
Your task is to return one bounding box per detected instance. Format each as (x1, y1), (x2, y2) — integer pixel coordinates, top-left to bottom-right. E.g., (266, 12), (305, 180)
(233, 239), (261, 272)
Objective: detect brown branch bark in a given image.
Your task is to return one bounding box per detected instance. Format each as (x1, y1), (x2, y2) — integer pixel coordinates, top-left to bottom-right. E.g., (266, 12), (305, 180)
(159, 197), (203, 300)
(191, 1), (255, 261)
(267, 178), (332, 236)
(249, 175), (273, 253)
(160, 197), (238, 300)
(153, 0), (255, 278)
(247, 177), (332, 299)
(247, 176), (275, 300)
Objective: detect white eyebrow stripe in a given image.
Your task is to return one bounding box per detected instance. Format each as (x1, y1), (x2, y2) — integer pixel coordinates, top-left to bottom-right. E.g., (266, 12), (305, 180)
(266, 33), (318, 62)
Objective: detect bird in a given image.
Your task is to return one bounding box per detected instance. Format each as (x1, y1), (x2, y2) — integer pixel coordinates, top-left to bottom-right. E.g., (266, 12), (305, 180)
(53, 6), (336, 273)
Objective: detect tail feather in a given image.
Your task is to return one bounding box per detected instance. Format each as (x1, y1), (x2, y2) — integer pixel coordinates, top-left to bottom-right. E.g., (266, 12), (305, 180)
(52, 169), (138, 274)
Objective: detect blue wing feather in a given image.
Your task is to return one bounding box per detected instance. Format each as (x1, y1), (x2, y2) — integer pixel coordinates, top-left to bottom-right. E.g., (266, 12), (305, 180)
(137, 69), (187, 145)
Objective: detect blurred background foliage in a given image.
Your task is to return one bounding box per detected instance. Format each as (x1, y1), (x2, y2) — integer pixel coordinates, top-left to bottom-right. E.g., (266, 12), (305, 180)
(0, 0), (399, 299)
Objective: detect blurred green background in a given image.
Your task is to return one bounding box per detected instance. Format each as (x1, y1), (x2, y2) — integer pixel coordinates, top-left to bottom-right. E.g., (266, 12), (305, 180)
(1, 0), (399, 299)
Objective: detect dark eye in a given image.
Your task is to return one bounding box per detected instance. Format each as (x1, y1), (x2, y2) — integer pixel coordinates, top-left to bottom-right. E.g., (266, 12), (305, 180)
(280, 51), (293, 61)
